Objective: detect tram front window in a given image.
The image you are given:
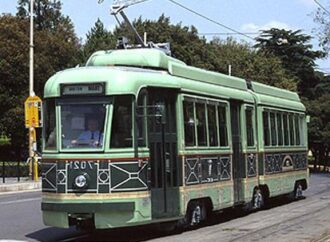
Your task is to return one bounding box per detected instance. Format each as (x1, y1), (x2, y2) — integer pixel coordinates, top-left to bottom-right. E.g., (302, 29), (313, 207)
(61, 103), (107, 150)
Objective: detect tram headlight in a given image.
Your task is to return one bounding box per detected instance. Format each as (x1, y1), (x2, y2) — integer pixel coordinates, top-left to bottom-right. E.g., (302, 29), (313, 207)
(75, 174), (87, 188)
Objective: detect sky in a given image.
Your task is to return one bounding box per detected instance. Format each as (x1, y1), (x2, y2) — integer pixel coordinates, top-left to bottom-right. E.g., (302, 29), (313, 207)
(0, 0), (329, 72)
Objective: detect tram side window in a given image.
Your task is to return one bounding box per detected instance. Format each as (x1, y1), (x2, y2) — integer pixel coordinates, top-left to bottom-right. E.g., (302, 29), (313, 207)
(218, 105), (228, 147)
(270, 112), (277, 146)
(196, 102), (207, 146)
(283, 113), (289, 145)
(137, 93), (147, 147)
(245, 108), (254, 147)
(44, 99), (56, 150)
(183, 100), (196, 146)
(207, 104), (218, 146)
(277, 113), (283, 146)
(289, 114), (295, 146)
(294, 115), (300, 146)
(299, 115), (305, 146)
(263, 111), (270, 146)
(110, 95), (133, 148)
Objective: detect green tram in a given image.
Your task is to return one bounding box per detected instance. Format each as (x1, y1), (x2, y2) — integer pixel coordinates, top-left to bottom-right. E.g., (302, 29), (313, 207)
(41, 48), (308, 229)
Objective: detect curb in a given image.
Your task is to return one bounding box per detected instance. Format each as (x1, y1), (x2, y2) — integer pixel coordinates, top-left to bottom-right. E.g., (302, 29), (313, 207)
(0, 181), (41, 193)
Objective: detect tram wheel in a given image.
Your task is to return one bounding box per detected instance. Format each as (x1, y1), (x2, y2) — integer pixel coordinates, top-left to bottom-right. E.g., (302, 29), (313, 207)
(190, 202), (202, 226)
(294, 183), (303, 199)
(184, 200), (207, 229)
(252, 187), (264, 209)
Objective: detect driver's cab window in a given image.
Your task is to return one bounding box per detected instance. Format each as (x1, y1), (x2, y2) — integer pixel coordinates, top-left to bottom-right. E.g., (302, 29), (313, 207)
(110, 95), (133, 148)
(61, 103), (106, 149)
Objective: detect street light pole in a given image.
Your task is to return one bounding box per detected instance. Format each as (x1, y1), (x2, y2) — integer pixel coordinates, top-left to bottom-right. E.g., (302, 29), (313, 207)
(29, 0), (37, 181)
(30, 0), (34, 98)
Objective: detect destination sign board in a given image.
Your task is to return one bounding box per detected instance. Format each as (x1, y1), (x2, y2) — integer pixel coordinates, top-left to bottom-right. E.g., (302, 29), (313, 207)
(61, 83), (105, 96)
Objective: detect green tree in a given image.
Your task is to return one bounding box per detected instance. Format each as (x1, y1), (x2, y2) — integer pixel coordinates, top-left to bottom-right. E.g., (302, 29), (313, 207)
(255, 28), (325, 97)
(16, 0), (80, 92)
(209, 37), (298, 91)
(0, 9), (80, 160)
(112, 15), (295, 90)
(113, 15), (211, 68)
(0, 14), (30, 160)
(304, 91), (330, 171)
(17, 0), (65, 31)
(83, 18), (116, 61)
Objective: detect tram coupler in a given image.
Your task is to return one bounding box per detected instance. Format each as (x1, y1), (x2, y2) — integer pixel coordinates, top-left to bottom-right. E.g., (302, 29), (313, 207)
(69, 213), (95, 230)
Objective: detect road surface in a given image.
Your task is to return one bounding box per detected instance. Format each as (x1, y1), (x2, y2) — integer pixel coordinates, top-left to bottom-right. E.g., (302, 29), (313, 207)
(0, 173), (329, 242)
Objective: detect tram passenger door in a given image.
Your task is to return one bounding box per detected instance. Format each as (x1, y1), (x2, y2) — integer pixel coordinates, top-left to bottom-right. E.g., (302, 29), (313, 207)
(147, 89), (180, 218)
(230, 101), (245, 204)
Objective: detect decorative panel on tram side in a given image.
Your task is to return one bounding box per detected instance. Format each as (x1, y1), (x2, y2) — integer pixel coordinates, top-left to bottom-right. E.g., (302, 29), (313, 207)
(42, 159), (149, 194)
(184, 156), (231, 185)
(258, 107), (308, 197)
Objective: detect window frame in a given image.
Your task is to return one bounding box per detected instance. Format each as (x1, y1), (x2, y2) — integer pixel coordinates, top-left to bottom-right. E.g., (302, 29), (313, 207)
(262, 107), (306, 148)
(182, 95), (230, 150)
(244, 104), (256, 149)
(136, 90), (148, 148)
(109, 95), (135, 149)
(58, 97), (111, 153)
(207, 102), (219, 147)
(42, 98), (58, 152)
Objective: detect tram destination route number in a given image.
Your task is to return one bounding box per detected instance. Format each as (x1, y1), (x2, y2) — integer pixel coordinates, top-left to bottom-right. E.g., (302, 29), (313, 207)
(69, 160), (95, 170)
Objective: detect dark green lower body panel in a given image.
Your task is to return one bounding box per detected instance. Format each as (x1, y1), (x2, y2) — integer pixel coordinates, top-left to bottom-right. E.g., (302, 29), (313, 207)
(42, 202), (134, 213)
(42, 198), (152, 229)
(151, 187), (180, 219)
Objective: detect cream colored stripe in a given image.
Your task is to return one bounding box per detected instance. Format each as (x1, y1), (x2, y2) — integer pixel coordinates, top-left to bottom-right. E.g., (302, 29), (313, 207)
(259, 170), (308, 180)
(43, 191), (150, 200)
(179, 180), (233, 192)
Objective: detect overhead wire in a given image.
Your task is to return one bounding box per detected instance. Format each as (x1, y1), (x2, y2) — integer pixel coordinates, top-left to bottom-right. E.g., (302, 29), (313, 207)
(198, 32), (260, 36)
(167, 0), (255, 40)
(314, 0), (330, 15)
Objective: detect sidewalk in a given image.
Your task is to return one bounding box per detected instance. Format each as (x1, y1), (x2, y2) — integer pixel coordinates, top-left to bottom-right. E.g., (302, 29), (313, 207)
(0, 177), (41, 193)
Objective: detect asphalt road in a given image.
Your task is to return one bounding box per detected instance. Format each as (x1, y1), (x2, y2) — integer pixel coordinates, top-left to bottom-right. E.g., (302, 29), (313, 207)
(0, 173), (329, 242)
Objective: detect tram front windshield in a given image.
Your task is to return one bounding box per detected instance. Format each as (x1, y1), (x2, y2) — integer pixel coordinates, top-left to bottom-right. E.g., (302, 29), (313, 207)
(61, 103), (107, 150)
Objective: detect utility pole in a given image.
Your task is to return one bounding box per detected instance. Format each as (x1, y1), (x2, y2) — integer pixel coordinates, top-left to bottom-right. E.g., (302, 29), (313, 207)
(30, 0), (35, 98)
(29, 0), (36, 181)
(25, 0), (41, 182)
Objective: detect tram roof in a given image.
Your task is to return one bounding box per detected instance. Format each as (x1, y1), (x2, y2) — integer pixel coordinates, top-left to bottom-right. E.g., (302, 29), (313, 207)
(44, 48), (304, 111)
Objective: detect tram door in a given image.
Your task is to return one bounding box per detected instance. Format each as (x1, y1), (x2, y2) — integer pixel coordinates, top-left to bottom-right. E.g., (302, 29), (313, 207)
(230, 101), (245, 204)
(148, 89), (180, 218)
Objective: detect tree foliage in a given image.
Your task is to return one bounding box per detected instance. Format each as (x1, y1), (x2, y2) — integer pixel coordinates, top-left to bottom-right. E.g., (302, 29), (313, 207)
(106, 16), (296, 89)
(255, 28), (325, 97)
(83, 18), (116, 60)
(209, 38), (298, 91)
(0, 1), (80, 159)
(0, 14), (30, 159)
(255, 28), (329, 169)
(17, 0), (68, 32)
(1, 9), (327, 166)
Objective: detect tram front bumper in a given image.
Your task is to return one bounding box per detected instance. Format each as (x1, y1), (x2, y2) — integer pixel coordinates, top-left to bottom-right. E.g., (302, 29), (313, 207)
(42, 202), (136, 229)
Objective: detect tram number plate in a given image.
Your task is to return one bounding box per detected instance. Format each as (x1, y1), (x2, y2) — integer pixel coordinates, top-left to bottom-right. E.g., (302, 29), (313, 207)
(69, 161), (95, 170)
